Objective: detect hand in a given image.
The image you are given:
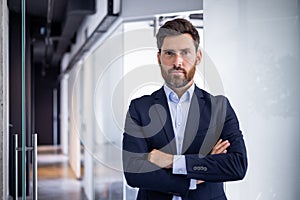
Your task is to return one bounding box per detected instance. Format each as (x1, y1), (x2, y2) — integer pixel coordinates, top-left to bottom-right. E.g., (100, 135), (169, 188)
(148, 149), (173, 169)
(211, 139), (230, 154)
(197, 139), (230, 184)
(196, 180), (204, 184)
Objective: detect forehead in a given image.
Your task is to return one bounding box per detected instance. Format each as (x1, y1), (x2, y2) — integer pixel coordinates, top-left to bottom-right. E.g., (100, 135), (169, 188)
(161, 33), (195, 50)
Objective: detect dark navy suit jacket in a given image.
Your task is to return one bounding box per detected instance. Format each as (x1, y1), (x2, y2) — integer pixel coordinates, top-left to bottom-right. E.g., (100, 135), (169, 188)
(122, 86), (247, 200)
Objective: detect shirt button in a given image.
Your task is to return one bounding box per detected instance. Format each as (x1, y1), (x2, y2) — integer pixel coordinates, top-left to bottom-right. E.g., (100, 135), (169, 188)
(177, 123), (181, 126)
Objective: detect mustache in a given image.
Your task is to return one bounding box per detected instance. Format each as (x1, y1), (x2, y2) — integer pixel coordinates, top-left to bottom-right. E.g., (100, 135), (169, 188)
(168, 64), (186, 74)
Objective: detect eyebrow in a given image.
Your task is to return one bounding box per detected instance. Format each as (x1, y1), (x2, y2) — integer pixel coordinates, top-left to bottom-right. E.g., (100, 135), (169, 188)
(162, 48), (191, 52)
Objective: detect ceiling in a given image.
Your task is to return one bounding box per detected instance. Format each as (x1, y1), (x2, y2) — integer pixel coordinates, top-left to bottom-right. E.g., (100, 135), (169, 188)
(7, 0), (95, 68)
(7, 0), (202, 73)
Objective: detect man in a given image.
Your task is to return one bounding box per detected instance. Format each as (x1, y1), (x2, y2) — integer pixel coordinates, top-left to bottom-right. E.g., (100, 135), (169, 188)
(122, 18), (247, 200)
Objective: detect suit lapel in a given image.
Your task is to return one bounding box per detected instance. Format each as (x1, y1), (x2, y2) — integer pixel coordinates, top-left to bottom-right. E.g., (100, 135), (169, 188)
(153, 88), (177, 154)
(182, 87), (206, 154)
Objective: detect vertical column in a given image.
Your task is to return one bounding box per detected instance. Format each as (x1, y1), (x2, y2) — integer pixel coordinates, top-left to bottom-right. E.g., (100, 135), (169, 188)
(60, 54), (70, 156)
(0, 0), (9, 199)
(60, 74), (69, 155)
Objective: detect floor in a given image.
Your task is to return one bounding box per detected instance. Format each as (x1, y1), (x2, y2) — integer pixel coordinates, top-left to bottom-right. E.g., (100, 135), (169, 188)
(36, 146), (88, 200)
(35, 146), (127, 200)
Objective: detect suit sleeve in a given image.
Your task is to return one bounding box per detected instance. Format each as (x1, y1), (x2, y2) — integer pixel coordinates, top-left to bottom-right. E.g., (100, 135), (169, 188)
(122, 100), (190, 197)
(185, 97), (248, 182)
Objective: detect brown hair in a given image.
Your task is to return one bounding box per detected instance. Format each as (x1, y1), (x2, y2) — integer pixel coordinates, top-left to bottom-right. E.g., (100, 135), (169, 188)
(156, 18), (200, 52)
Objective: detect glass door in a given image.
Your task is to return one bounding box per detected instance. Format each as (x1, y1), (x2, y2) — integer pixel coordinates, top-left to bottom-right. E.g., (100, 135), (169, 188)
(12, 0), (38, 199)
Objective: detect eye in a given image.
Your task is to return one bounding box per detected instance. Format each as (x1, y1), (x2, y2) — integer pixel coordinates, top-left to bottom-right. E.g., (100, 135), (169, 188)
(164, 50), (175, 56)
(181, 49), (190, 56)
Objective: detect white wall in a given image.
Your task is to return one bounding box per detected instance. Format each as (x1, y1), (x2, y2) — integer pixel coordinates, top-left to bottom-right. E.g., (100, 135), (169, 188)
(204, 0), (300, 199)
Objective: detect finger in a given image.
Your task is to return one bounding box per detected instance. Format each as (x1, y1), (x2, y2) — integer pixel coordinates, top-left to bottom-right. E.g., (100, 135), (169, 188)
(212, 140), (230, 154)
(212, 139), (223, 150)
(215, 139), (222, 146)
(218, 140), (229, 148)
(212, 140), (224, 151)
(216, 141), (230, 154)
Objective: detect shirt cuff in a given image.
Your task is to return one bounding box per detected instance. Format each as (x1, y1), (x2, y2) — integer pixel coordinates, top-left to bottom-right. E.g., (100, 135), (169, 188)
(173, 155), (187, 175)
(172, 156), (197, 190)
(189, 179), (197, 190)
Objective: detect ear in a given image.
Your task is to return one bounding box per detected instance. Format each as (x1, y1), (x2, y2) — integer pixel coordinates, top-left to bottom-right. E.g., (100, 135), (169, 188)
(196, 49), (202, 65)
(157, 51), (161, 65)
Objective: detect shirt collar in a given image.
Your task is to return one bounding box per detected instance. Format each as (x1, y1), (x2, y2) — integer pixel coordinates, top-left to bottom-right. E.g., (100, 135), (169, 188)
(163, 84), (195, 103)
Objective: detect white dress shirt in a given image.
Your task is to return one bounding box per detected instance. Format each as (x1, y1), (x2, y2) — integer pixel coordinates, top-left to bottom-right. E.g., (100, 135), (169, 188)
(163, 84), (197, 200)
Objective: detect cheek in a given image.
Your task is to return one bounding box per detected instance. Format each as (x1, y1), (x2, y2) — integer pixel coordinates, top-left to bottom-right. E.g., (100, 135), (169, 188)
(184, 57), (197, 66)
(160, 58), (173, 66)
(160, 61), (173, 72)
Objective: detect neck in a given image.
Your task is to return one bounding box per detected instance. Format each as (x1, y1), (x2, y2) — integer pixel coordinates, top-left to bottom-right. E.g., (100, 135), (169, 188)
(167, 81), (193, 99)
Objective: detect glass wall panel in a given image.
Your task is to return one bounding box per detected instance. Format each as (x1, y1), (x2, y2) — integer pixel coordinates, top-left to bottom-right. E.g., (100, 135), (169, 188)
(70, 24), (126, 199)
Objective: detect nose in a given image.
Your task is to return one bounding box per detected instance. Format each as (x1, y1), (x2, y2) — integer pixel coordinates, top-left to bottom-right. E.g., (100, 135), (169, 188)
(174, 53), (183, 67)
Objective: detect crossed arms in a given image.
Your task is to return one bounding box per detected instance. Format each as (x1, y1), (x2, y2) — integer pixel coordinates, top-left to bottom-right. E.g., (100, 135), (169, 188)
(148, 139), (230, 184)
(122, 96), (248, 197)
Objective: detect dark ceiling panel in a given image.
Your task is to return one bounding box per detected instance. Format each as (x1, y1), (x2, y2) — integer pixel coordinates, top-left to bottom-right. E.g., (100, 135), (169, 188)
(8, 0), (95, 69)
(8, 0), (48, 17)
(52, 0), (69, 22)
(7, 0), (68, 22)
(51, 0), (96, 66)
(26, 0), (48, 18)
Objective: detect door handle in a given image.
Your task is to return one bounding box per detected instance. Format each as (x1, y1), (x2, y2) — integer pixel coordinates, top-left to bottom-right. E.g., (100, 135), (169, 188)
(14, 133), (38, 200)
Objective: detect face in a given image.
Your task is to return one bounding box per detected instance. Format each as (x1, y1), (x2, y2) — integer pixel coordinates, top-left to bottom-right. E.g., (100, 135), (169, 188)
(157, 33), (202, 89)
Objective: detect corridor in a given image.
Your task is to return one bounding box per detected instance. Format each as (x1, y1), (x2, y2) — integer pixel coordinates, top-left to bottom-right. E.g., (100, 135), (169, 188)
(37, 146), (87, 200)
(36, 146), (123, 200)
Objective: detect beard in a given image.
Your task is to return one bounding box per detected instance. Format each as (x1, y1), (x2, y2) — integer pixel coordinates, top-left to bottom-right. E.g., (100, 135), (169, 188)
(161, 62), (196, 89)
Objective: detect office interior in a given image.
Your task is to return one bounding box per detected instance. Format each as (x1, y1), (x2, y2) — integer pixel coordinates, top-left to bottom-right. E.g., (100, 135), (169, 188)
(0, 0), (299, 199)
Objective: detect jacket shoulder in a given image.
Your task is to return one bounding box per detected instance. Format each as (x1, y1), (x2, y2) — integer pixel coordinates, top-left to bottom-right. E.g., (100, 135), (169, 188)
(128, 88), (163, 110)
(195, 86), (227, 102)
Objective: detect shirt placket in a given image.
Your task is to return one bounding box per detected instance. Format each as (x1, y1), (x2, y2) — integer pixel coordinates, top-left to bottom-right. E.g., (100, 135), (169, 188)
(175, 102), (183, 154)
